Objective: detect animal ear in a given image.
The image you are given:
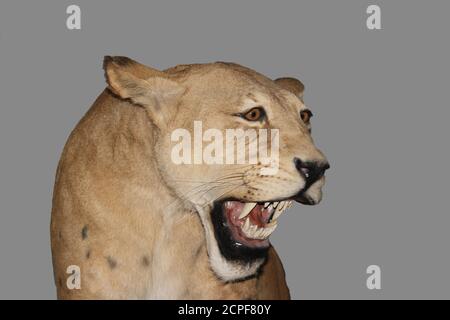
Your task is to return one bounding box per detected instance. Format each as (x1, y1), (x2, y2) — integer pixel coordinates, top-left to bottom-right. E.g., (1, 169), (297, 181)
(274, 77), (305, 99)
(103, 56), (185, 125)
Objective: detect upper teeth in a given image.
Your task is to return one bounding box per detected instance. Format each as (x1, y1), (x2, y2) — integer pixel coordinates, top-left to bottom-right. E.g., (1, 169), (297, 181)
(238, 200), (293, 221)
(239, 202), (258, 219)
(235, 200), (293, 240)
(272, 201), (286, 221)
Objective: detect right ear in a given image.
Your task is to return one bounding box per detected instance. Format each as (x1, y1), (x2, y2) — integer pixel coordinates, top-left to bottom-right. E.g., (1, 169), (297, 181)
(274, 77), (305, 100)
(103, 56), (185, 126)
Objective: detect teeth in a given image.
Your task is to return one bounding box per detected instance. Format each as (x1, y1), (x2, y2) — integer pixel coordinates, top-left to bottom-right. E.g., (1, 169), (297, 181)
(240, 218), (278, 240)
(253, 228), (263, 238)
(272, 208), (283, 221)
(272, 201), (289, 221)
(243, 217), (250, 231)
(266, 219), (278, 228)
(260, 229), (269, 239)
(237, 200), (292, 240)
(239, 202), (257, 219)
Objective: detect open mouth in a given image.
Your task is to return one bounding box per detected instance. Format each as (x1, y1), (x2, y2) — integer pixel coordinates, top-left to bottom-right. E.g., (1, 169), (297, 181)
(224, 200), (293, 247)
(210, 199), (293, 263)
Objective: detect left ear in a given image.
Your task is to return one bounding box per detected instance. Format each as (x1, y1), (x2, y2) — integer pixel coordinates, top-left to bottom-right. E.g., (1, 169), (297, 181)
(274, 77), (305, 99)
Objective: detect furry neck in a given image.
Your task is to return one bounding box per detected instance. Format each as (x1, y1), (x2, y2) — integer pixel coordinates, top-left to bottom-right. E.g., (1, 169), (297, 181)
(90, 91), (206, 296)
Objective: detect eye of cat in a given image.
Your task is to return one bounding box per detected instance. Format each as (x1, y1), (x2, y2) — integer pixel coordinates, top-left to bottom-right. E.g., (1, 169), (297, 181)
(300, 109), (313, 124)
(242, 107), (266, 122)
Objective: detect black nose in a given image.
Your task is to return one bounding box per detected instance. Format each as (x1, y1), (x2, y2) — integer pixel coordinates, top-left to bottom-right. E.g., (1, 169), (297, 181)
(294, 157), (330, 187)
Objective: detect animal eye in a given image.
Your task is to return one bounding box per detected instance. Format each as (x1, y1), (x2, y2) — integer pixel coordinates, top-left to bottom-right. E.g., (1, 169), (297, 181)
(300, 109), (313, 124)
(242, 107), (266, 122)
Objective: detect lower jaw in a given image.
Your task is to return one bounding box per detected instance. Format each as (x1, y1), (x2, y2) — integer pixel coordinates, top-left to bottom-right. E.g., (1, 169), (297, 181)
(209, 201), (270, 263)
(225, 213), (270, 249)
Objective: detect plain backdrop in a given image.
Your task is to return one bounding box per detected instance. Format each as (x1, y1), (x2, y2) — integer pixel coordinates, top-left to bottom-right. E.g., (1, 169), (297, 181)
(0, 0), (449, 299)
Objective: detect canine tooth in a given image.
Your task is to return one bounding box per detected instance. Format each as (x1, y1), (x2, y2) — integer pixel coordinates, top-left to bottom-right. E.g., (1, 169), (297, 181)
(239, 202), (257, 219)
(264, 202), (270, 208)
(242, 219), (255, 238)
(243, 217), (251, 232)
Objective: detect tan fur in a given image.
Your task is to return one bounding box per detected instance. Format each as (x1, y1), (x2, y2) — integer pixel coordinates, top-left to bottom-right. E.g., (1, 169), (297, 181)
(51, 57), (327, 299)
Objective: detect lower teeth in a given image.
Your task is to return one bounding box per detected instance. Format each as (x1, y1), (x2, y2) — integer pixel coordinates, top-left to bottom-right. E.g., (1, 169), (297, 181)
(241, 217), (277, 240)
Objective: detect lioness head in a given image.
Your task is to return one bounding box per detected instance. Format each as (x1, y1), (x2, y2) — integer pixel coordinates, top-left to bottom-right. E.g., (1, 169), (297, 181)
(104, 56), (329, 281)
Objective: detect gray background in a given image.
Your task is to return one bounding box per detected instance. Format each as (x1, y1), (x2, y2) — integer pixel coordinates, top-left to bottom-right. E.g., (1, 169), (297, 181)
(0, 0), (449, 299)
